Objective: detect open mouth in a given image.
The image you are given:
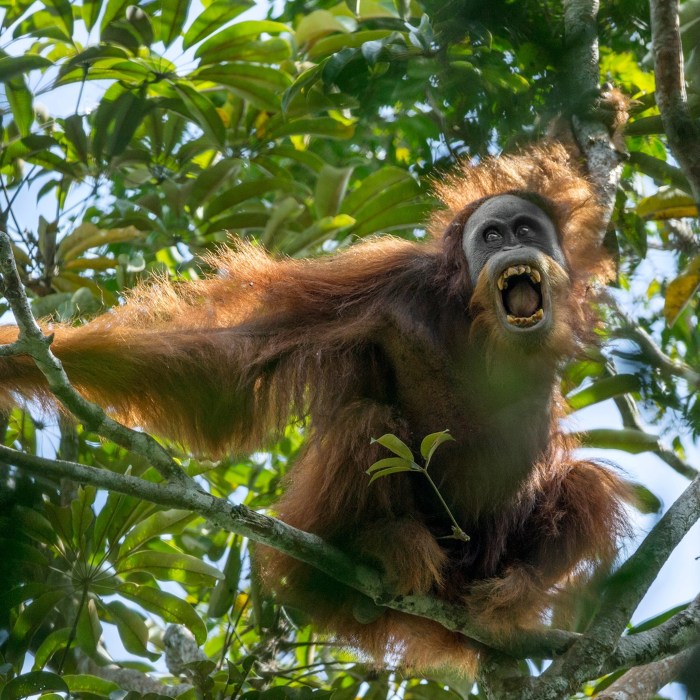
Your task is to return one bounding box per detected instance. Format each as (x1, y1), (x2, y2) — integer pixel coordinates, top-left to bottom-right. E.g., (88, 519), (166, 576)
(497, 264), (544, 328)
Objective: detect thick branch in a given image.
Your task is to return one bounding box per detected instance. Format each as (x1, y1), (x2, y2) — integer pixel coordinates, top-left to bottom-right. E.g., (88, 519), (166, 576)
(0, 444), (574, 660)
(563, 0), (625, 225)
(650, 0), (700, 204)
(608, 594), (700, 671)
(499, 473), (700, 700)
(596, 649), (693, 700)
(0, 227), (189, 486)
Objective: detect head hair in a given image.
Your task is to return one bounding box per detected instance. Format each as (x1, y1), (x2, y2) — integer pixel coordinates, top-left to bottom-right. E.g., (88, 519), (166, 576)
(430, 142), (613, 288)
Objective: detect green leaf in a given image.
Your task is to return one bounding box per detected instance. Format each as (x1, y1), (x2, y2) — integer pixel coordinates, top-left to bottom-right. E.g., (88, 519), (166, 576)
(419, 430), (455, 465)
(193, 63), (292, 111)
(267, 117), (355, 140)
(576, 428), (660, 453)
(315, 165), (353, 218)
(32, 629), (71, 670)
(203, 177), (306, 220)
(57, 223), (141, 262)
(16, 506), (57, 546)
(349, 179), (421, 226)
(81, 0), (103, 31)
(63, 114), (89, 163)
(295, 10), (350, 47)
(71, 485), (96, 546)
(92, 84), (150, 160)
(0, 0), (34, 29)
(208, 543), (243, 618)
(0, 55), (52, 82)
(43, 0), (73, 37)
(76, 598), (102, 656)
(628, 603), (688, 633)
(366, 456), (416, 473)
(625, 481), (663, 514)
(100, 0), (131, 31)
(195, 20), (290, 62)
(352, 201), (430, 237)
(370, 433), (414, 461)
(118, 582), (207, 644)
(199, 37), (291, 64)
(63, 675), (119, 697)
(13, 9), (70, 40)
(172, 81), (226, 146)
(183, 0), (254, 49)
(118, 551), (224, 586)
(341, 167), (413, 214)
(160, 0), (191, 47)
(205, 211), (269, 234)
(5, 76), (33, 137)
(103, 600), (158, 659)
(566, 374), (642, 410)
(308, 29), (393, 60)
(0, 672), (68, 700)
(368, 465), (415, 484)
(119, 509), (195, 556)
(6, 590), (67, 662)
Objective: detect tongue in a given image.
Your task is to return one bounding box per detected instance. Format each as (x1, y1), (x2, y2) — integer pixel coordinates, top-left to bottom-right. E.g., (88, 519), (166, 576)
(504, 279), (539, 317)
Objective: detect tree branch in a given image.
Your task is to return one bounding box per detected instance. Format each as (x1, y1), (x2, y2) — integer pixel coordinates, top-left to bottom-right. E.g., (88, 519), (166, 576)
(608, 594), (700, 671)
(562, 0), (626, 227)
(0, 443), (577, 660)
(495, 473), (700, 699)
(596, 649), (693, 700)
(650, 0), (700, 205)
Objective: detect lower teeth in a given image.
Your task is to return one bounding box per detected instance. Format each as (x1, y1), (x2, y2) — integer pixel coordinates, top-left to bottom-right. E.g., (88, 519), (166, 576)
(506, 309), (544, 326)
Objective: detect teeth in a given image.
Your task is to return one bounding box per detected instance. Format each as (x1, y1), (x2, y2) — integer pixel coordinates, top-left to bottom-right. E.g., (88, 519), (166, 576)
(506, 308), (544, 327)
(497, 265), (541, 289)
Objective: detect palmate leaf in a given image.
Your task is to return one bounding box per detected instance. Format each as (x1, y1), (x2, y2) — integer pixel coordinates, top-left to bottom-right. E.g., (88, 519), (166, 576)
(160, 0), (191, 47)
(195, 20), (290, 64)
(193, 64), (292, 111)
(5, 590), (67, 663)
(117, 508), (195, 556)
(0, 55), (52, 82)
(117, 582), (207, 644)
(183, 0), (255, 49)
(76, 598), (102, 656)
(103, 600), (159, 660)
(32, 628), (71, 670)
(171, 81), (226, 146)
(117, 550), (224, 586)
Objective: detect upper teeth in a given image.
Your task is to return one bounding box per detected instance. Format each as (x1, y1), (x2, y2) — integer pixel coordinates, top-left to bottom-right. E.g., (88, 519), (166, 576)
(497, 265), (541, 290)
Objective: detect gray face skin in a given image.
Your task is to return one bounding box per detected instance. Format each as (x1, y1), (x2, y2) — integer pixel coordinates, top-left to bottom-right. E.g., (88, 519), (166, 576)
(461, 194), (566, 288)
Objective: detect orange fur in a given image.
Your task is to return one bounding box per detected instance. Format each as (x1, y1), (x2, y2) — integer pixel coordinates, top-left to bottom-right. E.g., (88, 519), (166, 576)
(0, 142), (630, 674)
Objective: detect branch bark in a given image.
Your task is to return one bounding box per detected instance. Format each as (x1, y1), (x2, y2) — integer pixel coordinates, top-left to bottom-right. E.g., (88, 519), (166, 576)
(650, 0), (700, 205)
(596, 649), (693, 700)
(562, 0), (626, 226)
